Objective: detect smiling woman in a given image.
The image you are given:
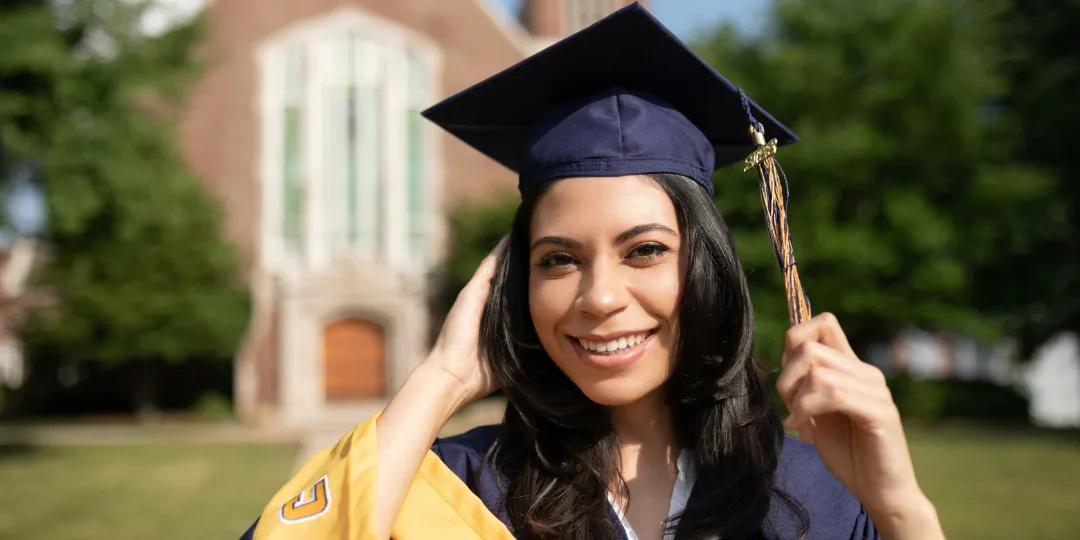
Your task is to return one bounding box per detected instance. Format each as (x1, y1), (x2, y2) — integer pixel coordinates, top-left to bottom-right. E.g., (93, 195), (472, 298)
(481, 171), (776, 538)
(239, 4), (945, 540)
(524, 175), (685, 401)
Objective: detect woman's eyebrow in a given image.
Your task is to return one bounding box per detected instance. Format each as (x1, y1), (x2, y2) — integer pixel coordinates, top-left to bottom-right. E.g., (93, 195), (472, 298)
(615, 223), (678, 244)
(531, 236), (583, 251)
(531, 224), (676, 251)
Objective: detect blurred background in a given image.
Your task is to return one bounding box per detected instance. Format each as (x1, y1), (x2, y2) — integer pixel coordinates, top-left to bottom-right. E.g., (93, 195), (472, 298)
(0, 0), (1078, 538)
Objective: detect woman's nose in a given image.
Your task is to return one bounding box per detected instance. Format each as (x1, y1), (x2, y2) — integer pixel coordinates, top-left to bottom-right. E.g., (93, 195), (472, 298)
(575, 259), (630, 319)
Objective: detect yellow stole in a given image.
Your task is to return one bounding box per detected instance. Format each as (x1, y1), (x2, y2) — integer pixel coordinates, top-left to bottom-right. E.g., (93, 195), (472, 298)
(253, 415), (514, 540)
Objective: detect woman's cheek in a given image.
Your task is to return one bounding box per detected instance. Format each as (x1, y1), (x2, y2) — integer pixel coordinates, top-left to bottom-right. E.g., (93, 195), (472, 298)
(632, 263), (682, 316)
(529, 275), (578, 338)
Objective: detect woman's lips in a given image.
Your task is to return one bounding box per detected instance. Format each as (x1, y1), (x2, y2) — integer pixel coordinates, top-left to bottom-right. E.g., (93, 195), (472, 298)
(569, 330), (656, 369)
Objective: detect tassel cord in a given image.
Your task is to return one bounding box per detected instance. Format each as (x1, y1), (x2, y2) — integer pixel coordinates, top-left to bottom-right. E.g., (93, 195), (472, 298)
(737, 87), (812, 326)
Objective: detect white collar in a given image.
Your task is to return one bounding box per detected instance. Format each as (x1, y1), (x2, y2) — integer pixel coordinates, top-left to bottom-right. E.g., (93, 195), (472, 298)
(607, 448), (697, 540)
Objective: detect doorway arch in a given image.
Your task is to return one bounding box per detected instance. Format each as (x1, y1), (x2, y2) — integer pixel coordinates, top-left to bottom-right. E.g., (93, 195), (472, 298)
(322, 317), (385, 400)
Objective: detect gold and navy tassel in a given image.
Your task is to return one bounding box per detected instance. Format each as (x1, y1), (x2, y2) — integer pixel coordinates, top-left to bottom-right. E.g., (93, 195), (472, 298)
(738, 89), (811, 326)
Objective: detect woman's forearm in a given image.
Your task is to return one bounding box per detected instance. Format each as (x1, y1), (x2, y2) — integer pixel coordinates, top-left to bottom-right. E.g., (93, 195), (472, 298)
(374, 361), (470, 539)
(870, 493), (945, 540)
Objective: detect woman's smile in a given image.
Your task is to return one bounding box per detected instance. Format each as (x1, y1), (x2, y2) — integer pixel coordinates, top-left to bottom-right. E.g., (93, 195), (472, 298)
(527, 175), (683, 406)
(568, 329), (658, 369)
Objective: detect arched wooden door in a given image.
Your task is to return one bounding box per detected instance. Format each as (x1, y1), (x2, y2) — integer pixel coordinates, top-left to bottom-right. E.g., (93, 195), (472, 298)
(323, 318), (386, 401)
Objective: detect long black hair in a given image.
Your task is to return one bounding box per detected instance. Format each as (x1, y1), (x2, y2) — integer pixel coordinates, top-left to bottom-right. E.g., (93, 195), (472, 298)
(478, 173), (807, 539)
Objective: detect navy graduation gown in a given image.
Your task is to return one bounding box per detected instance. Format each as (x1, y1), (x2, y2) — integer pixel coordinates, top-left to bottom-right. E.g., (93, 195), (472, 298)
(239, 420), (880, 540)
(433, 425), (881, 540)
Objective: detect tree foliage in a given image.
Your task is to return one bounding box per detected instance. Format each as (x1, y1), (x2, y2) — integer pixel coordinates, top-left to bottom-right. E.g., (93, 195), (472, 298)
(0, 1), (248, 412)
(986, 0), (1080, 356)
(694, 0), (1051, 361)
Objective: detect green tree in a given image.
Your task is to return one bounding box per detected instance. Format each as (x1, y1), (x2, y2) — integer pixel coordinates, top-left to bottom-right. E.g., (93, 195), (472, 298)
(1, 1), (249, 416)
(431, 197), (517, 345)
(445, 198), (519, 284)
(989, 0), (1080, 356)
(0, 1), (71, 186)
(694, 0), (1050, 363)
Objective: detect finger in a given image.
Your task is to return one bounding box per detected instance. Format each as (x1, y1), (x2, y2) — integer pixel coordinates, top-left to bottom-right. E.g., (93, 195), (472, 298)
(470, 236), (509, 287)
(790, 417), (819, 444)
(783, 312), (856, 364)
(776, 341), (862, 405)
(779, 340), (887, 401)
(491, 234), (509, 258)
(784, 365), (896, 431)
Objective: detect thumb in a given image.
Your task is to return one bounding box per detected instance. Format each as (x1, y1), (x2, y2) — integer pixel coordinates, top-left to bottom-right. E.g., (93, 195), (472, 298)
(456, 236), (508, 312)
(469, 236), (508, 289)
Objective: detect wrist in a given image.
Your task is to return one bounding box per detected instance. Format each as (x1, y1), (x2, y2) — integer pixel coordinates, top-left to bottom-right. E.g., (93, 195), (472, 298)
(408, 361), (474, 420)
(867, 491), (944, 540)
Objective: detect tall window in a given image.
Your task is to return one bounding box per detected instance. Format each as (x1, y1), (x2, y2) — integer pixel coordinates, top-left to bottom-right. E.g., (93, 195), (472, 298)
(261, 15), (436, 274)
(282, 49), (305, 255)
(406, 50), (427, 265)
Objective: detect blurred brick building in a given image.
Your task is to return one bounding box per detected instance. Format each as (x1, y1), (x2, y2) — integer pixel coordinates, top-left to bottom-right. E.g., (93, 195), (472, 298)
(0, 240), (42, 391)
(178, 0), (640, 424)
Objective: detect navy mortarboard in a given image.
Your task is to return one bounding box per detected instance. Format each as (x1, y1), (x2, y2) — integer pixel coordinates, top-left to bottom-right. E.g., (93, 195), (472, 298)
(423, 1), (811, 325)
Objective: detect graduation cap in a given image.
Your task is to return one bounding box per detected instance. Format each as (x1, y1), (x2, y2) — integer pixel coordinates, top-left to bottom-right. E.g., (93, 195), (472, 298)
(422, 2), (811, 325)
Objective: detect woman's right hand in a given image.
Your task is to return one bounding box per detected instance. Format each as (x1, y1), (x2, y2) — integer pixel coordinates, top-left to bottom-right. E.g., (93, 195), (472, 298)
(423, 237), (507, 410)
(373, 238), (507, 539)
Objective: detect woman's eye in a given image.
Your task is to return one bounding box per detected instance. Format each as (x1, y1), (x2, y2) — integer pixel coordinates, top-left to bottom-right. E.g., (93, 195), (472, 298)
(537, 252), (577, 268)
(628, 243), (671, 260)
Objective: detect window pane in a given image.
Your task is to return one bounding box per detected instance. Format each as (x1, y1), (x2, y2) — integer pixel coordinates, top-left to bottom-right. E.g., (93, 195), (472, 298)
(282, 46), (305, 255)
(346, 33), (359, 247)
(323, 34), (351, 260)
(357, 39), (383, 257)
(406, 49), (426, 266)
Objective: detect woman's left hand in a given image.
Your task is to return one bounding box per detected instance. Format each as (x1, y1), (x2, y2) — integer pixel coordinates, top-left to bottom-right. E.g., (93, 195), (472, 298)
(777, 313), (943, 538)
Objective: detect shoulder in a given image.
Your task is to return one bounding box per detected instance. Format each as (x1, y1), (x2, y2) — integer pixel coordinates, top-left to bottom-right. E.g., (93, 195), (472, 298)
(775, 436), (852, 501)
(431, 423), (511, 525)
(767, 437), (879, 540)
(431, 423), (502, 469)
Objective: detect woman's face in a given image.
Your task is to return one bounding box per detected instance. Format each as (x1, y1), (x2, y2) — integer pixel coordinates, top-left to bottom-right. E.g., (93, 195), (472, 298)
(528, 175), (685, 406)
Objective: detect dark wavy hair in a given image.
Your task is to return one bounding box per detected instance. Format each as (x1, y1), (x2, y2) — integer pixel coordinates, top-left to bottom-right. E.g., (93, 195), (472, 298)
(478, 173), (807, 540)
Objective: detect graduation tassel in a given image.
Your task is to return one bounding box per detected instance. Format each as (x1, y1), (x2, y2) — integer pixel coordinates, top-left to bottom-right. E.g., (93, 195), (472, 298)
(738, 89), (812, 326)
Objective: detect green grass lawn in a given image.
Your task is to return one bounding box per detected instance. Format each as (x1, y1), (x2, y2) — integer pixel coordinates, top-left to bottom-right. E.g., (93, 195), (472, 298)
(0, 427), (1077, 540)
(0, 443), (298, 540)
(909, 427), (1080, 540)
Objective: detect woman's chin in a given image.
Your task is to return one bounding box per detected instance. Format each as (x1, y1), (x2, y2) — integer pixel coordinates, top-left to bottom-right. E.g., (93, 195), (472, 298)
(578, 379), (659, 407)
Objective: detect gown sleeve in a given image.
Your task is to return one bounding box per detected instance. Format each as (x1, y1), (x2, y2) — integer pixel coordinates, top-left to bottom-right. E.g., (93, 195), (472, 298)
(237, 414), (514, 540)
(849, 505), (881, 540)
(770, 437), (884, 540)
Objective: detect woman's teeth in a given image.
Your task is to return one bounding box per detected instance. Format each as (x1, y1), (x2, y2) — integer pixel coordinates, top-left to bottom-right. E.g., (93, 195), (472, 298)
(577, 332), (650, 353)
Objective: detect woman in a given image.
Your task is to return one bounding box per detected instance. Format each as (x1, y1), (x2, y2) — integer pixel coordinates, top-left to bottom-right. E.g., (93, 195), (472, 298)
(241, 4), (944, 540)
